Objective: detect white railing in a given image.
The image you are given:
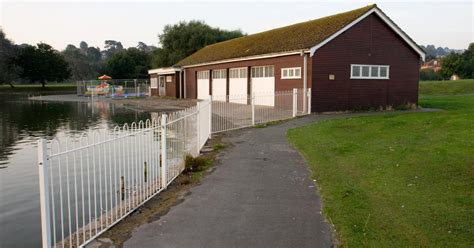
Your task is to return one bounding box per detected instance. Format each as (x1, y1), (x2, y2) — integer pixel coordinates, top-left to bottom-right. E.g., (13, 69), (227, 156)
(38, 88), (310, 247)
(211, 88), (311, 133)
(37, 99), (211, 248)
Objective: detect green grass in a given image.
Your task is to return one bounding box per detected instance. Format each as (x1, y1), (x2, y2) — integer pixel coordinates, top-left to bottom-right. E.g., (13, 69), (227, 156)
(0, 83), (76, 92)
(420, 79), (474, 96)
(288, 95), (474, 246)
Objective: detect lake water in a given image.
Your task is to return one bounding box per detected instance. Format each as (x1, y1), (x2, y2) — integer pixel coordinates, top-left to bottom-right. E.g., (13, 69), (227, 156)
(0, 94), (153, 247)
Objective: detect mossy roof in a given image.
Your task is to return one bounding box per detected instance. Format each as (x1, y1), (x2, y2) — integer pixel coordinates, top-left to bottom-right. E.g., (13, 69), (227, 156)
(176, 4), (376, 67)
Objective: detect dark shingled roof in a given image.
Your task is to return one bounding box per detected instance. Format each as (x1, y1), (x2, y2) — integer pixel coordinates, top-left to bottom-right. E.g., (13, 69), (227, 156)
(176, 4), (376, 66)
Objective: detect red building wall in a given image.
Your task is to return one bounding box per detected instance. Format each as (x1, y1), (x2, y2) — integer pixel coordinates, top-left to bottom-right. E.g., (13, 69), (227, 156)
(311, 13), (421, 112)
(183, 54), (309, 99)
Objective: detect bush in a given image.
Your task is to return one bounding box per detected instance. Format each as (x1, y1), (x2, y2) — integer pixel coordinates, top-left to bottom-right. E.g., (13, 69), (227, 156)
(184, 155), (210, 173)
(420, 68), (443, 81)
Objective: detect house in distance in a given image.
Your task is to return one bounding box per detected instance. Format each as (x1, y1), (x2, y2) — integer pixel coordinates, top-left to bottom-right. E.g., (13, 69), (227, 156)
(148, 4), (426, 112)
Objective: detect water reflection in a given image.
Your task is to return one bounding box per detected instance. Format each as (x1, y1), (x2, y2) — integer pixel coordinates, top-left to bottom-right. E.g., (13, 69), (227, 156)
(0, 94), (154, 247)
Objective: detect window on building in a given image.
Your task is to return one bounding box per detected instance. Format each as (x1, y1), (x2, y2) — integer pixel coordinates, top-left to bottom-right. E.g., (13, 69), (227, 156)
(230, 68), (247, 78)
(150, 78), (158, 88)
(212, 69), (227, 79)
(281, 67), (302, 79)
(351, 64), (389, 79)
(251, 65), (274, 78)
(197, 71), (209, 80)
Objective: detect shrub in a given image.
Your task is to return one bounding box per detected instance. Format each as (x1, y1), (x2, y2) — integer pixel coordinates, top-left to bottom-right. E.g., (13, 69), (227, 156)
(184, 155), (210, 173)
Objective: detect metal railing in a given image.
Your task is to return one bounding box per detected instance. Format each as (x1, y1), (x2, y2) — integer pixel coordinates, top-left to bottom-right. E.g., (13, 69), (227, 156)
(38, 99), (211, 248)
(38, 88), (311, 247)
(76, 79), (150, 98)
(211, 88), (311, 133)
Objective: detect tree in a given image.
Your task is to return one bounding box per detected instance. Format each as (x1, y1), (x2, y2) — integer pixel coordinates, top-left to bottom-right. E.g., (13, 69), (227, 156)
(440, 43), (474, 79)
(136, 42), (157, 53)
(79, 41), (88, 54)
(152, 20), (244, 67)
(0, 29), (20, 86)
(16, 43), (71, 87)
(106, 48), (151, 79)
(86, 47), (102, 62)
(62, 44), (96, 80)
(103, 40), (124, 59)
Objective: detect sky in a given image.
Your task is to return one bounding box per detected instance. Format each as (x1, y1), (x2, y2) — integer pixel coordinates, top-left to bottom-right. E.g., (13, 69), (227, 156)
(0, 0), (472, 51)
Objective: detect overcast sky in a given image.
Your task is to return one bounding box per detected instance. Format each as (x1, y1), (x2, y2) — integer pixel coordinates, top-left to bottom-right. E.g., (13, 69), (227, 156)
(0, 0), (472, 51)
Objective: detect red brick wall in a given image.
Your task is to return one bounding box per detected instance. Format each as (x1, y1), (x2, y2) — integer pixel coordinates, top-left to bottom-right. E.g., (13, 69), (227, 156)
(184, 54), (307, 99)
(312, 13), (421, 111)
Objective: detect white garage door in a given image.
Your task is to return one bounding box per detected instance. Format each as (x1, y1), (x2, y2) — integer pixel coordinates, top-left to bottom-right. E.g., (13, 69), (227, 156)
(251, 65), (275, 106)
(211, 69), (227, 101)
(197, 70), (210, 100)
(229, 67), (248, 104)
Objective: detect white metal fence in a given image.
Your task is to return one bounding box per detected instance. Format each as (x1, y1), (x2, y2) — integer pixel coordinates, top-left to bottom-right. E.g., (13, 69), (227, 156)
(211, 88), (311, 133)
(37, 99), (210, 248)
(38, 88), (310, 247)
(76, 79), (150, 98)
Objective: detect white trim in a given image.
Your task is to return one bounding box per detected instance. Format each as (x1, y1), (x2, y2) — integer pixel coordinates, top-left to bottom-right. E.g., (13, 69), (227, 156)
(310, 7), (426, 61)
(281, 67), (302, 79)
(350, 64), (390, 80)
(181, 50), (310, 69)
(148, 67), (181, 75)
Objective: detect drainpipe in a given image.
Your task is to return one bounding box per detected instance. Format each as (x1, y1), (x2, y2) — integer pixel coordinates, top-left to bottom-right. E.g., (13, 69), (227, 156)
(180, 70), (183, 99)
(183, 69), (187, 98)
(302, 51), (308, 113)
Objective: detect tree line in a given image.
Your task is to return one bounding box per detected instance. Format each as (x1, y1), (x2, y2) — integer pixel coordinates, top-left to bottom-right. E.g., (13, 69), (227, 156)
(0, 21), (243, 87)
(420, 44), (464, 60)
(420, 43), (474, 81)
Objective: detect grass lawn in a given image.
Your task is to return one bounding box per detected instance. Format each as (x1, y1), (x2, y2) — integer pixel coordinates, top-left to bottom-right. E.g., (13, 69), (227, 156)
(0, 83), (76, 92)
(287, 80), (474, 247)
(419, 79), (474, 96)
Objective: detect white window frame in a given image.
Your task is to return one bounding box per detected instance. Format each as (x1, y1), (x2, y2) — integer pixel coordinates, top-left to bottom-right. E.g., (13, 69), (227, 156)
(212, 69), (227, 79)
(281, 67), (301, 79)
(251, 65), (274, 78)
(150, 77), (158, 88)
(350, 64), (390, 80)
(229, 67), (247, 79)
(197, 70), (209, 80)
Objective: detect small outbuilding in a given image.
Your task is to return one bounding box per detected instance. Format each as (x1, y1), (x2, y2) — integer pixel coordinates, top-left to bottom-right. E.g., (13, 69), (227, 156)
(148, 67), (182, 98)
(149, 4), (426, 111)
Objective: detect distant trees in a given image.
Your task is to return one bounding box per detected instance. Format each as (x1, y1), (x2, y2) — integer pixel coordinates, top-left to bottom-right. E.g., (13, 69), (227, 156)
(16, 43), (71, 87)
(421, 45), (462, 60)
(62, 44), (97, 80)
(0, 29), (20, 86)
(0, 21), (243, 84)
(440, 43), (474, 79)
(152, 20), (244, 67)
(105, 48), (151, 79)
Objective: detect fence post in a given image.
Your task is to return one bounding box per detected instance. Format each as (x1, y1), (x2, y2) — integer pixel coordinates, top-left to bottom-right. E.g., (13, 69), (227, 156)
(196, 101), (201, 155)
(160, 114), (168, 189)
(208, 95), (212, 139)
(38, 139), (52, 248)
(292, 88), (297, 117)
(134, 79), (138, 97)
(251, 94), (255, 126)
(307, 88), (312, 114)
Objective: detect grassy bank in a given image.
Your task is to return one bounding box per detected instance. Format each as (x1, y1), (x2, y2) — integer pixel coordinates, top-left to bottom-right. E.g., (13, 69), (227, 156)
(288, 85), (473, 246)
(0, 83), (76, 93)
(419, 79), (474, 96)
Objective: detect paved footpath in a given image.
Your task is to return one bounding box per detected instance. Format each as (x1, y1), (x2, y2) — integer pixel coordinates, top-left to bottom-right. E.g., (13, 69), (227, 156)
(125, 114), (358, 248)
